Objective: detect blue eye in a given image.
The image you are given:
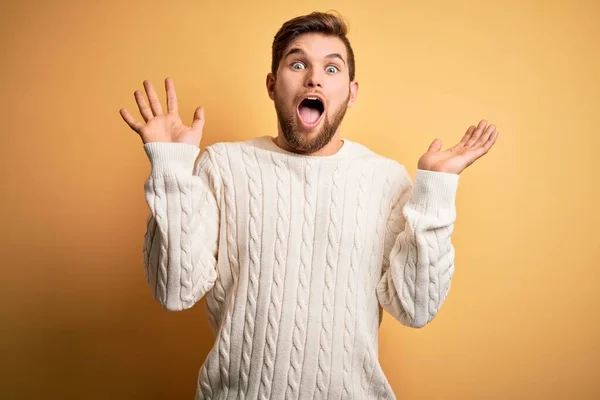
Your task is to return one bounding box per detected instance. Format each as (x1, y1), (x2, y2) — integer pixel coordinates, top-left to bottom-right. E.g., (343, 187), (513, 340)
(291, 62), (305, 70)
(326, 66), (339, 73)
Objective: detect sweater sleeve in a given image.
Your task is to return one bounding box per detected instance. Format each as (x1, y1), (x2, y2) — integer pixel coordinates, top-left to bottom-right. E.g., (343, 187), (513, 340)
(142, 142), (221, 311)
(376, 167), (459, 328)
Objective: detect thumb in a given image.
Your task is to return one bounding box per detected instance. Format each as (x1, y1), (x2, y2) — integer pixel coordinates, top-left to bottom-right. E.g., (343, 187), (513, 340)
(191, 106), (205, 130)
(427, 138), (442, 152)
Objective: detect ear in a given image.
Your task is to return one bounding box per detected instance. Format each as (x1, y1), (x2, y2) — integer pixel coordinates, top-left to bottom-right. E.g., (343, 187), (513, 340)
(347, 80), (359, 107)
(266, 72), (276, 101)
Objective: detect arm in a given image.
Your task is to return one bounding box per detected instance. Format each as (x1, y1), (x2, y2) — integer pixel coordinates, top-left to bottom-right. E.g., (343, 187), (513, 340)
(376, 167), (459, 328)
(142, 142), (220, 311)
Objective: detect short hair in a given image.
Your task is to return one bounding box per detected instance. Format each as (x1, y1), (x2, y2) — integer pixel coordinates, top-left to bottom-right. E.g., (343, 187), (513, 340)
(271, 11), (356, 81)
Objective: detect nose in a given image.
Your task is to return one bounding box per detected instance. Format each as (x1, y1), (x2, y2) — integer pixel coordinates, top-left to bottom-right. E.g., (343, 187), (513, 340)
(305, 68), (323, 88)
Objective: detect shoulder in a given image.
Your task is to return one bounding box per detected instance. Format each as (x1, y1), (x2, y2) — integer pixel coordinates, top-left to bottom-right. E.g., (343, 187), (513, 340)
(346, 139), (411, 182)
(203, 136), (267, 156)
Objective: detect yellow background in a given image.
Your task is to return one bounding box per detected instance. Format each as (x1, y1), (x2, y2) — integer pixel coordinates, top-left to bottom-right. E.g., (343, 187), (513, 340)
(1, 0), (599, 398)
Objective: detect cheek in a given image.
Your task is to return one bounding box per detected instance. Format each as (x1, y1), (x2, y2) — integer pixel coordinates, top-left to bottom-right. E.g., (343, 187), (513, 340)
(275, 83), (298, 107)
(278, 70), (304, 90)
(328, 88), (351, 111)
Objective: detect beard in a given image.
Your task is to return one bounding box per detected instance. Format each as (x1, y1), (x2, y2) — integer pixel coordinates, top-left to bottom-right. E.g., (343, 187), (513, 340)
(274, 90), (350, 154)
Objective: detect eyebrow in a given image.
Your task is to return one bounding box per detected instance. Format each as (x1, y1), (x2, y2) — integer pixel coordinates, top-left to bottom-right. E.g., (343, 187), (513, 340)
(284, 48), (347, 66)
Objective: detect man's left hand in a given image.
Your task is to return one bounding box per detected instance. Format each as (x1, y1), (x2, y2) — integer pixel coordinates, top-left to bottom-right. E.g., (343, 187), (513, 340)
(417, 119), (499, 175)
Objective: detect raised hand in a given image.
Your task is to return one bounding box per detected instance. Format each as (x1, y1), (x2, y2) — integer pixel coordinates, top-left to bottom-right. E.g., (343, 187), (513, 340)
(119, 78), (204, 147)
(417, 120), (499, 175)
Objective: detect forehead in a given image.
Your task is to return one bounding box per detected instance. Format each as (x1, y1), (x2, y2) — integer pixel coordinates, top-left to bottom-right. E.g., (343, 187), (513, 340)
(284, 32), (348, 61)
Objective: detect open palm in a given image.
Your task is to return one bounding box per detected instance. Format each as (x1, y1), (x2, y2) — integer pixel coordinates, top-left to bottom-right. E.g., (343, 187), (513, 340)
(417, 120), (499, 174)
(119, 78), (205, 146)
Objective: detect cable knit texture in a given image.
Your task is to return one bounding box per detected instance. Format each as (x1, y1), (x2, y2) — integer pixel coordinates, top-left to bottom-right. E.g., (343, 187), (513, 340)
(142, 135), (459, 399)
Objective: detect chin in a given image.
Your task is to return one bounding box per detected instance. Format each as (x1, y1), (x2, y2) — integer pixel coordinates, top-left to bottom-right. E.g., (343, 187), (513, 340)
(284, 127), (335, 155)
(297, 123), (324, 137)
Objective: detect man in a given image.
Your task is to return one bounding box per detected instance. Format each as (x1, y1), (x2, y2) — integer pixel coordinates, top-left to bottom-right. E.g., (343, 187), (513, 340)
(119, 11), (498, 400)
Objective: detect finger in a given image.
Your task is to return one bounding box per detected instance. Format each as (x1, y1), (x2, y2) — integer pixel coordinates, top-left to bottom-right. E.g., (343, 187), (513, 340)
(470, 124), (496, 149)
(427, 138), (442, 152)
(119, 108), (144, 133)
(467, 130), (498, 160)
(191, 106), (205, 130)
(143, 80), (164, 116)
(165, 78), (178, 115)
(465, 119), (488, 147)
(483, 130), (499, 151)
(134, 90), (154, 122)
(455, 125), (476, 148)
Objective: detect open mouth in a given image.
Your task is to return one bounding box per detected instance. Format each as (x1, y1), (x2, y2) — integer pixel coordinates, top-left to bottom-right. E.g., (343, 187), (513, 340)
(297, 97), (325, 128)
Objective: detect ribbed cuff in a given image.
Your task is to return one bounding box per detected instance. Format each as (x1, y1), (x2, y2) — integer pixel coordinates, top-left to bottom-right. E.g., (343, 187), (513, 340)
(410, 169), (460, 209)
(143, 142), (201, 177)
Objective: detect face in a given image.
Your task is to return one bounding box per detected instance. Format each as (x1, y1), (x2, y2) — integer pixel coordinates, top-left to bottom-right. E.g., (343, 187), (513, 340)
(267, 32), (359, 154)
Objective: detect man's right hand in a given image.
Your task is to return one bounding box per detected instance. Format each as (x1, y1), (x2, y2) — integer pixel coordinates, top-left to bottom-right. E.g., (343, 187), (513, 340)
(120, 78), (204, 147)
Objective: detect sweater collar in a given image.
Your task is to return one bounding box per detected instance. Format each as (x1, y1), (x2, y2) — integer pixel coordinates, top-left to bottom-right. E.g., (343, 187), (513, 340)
(253, 135), (355, 160)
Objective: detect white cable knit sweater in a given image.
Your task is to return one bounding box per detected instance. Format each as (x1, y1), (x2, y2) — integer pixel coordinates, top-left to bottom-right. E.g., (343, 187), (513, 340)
(142, 135), (459, 400)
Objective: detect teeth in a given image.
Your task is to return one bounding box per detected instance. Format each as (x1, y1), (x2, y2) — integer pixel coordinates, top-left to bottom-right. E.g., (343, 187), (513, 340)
(307, 97), (318, 100)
